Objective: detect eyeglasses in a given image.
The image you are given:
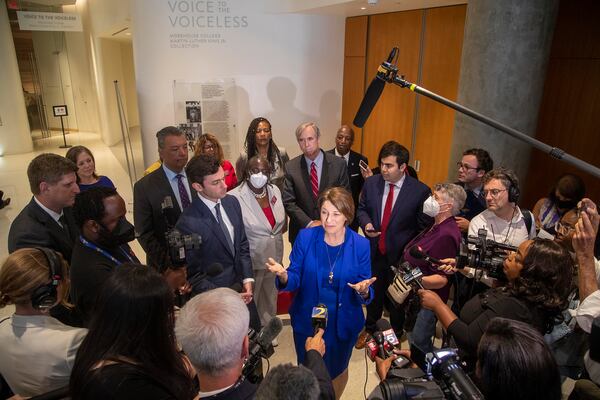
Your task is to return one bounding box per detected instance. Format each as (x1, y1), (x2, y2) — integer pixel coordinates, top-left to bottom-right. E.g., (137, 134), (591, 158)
(203, 144), (215, 150)
(482, 188), (507, 198)
(255, 128), (271, 134)
(457, 162), (479, 171)
(555, 221), (575, 235)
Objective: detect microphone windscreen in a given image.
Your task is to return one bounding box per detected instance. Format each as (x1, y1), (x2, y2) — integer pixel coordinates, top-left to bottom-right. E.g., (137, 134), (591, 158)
(375, 318), (393, 333)
(206, 262), (224, 277)
(257, 316), (283, 348)
(353, 76), (386, 128)
(409, 245), (425, 259)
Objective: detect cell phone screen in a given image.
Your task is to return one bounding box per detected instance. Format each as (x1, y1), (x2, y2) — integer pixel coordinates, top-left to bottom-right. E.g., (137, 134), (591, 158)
(359, 160), (369, 170)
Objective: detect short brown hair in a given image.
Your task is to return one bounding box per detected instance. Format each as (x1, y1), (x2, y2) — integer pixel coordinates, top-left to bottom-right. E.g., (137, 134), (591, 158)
(194, 133), (225, 165)
(318, 187), (355, 225)
(0, 248), (70, 307)
(27, 153), (77, 195)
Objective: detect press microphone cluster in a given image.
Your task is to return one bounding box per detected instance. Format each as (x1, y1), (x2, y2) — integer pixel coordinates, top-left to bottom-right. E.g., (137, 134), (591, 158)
(366, 319), (410, 368)
(409, 246), (444, 266)
(386, 261), (424, 307)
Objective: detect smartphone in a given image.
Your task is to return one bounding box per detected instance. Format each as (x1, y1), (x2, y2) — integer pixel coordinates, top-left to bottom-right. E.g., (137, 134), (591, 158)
(359, 159), (369, 171)
(365, 228), (380, 234)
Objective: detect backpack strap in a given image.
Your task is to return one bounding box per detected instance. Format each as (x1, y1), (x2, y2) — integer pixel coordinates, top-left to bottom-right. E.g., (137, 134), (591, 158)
(521, 208), (534, 238)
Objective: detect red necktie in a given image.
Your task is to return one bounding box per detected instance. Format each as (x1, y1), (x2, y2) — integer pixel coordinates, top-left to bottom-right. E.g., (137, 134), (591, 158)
(378, 183), (395, 254)
(310, 162), (319, 199)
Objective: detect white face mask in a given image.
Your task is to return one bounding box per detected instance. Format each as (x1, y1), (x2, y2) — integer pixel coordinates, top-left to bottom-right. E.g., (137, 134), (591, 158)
(249, 172), (268, 189)
(423, 196), (441, 217)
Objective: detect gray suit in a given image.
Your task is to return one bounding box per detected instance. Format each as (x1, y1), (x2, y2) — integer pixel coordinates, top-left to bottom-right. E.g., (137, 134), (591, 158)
(230, 182), (286, 325)
(282, 150), (350, 244)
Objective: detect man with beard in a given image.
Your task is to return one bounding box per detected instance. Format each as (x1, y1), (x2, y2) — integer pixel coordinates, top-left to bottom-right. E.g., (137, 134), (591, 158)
(70, 187), (139, 325)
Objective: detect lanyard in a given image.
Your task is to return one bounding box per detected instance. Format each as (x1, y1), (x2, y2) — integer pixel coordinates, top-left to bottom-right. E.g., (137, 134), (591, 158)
(79, 236), (134, 266)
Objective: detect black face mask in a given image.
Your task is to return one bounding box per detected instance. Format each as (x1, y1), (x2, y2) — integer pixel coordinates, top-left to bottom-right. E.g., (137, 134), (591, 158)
(556, 199), (577, 211)
(97, 218), (135, 248)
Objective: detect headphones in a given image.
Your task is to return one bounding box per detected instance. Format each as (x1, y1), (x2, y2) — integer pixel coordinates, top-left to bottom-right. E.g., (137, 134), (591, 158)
(30, 247), (63, 310)
(495, 168), (520, 204)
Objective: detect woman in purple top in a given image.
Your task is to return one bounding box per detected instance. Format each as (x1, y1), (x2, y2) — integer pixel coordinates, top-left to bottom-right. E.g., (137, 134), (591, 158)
(403, 183), (466, 353)
(66, 146), (115, 192)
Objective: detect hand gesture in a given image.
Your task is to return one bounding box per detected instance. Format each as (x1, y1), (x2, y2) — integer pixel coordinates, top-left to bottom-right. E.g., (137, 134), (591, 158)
(266, 257), (288, 284)
(573, 200), (598, 260)
(305, 328), (326, 357)
(418, 289), (443, 311)
(348, 277), (377, 297)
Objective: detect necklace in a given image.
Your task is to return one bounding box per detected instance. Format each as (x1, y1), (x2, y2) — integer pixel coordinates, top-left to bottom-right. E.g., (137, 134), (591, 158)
(325, 242), (343, 284)
(253, 188), (267, 199)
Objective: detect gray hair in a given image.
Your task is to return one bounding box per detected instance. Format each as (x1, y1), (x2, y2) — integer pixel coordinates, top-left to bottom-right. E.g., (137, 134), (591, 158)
(255, 363), (319, 400)
(434, 183), (466, 216)
(175, 288), (249, 375)
(295, 122), (321, 140)
(156, 126), (184, 149)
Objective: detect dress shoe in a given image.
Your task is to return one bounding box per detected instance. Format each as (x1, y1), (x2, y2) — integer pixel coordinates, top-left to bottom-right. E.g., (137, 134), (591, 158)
(355, 330), (370, 349)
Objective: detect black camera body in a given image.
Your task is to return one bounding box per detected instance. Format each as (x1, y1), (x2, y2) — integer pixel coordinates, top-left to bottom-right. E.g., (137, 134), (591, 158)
(164, 228), (201, 267)
(161, 196), (201, 268)
(456, 228), (516, 280)
(370, 348), (484, 400)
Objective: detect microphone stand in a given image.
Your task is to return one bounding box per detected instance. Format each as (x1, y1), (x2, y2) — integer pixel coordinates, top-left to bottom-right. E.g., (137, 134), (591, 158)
(378, 64), (600, 179)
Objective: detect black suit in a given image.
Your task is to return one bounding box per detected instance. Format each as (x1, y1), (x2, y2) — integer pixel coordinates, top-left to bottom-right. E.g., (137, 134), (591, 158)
(357, 174), (431, 334)
(133, 166), (192, 270)
(282, 150), (350, 244)
(327, 149), (368, 231)
(8, 198), (78, 260)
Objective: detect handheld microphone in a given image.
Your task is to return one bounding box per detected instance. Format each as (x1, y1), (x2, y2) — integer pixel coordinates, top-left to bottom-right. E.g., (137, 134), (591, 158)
(409, 246), (443, 266)
(188, 262), (224, 287)
(311, 304), (328, 335)
(353, 47), (399, 128)
(161, 196), (179, 228)
(372, 320), (410, 369)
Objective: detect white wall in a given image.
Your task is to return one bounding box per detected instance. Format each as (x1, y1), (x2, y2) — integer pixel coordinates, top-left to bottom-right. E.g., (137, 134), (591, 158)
(0, 0), (33, 155)
(131, 0), (345, 166)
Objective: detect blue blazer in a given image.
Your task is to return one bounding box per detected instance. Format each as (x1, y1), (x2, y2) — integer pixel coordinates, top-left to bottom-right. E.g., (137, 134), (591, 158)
(277, 226), (373, 340)
(357, 174), (432, 265)
(176, 194), (253, 294)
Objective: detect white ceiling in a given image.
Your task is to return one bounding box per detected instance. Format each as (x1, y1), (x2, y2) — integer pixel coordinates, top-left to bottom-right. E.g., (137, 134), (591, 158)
(265, 0), (467, 16)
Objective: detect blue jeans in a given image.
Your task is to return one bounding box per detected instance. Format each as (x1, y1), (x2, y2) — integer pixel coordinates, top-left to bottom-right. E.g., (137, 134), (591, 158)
(409, 308), (437, 355)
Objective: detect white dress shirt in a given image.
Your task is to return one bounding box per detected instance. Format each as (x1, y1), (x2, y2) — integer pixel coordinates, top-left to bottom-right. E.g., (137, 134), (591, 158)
(34, 196), (63, 225)
(162, 164), (192, 210)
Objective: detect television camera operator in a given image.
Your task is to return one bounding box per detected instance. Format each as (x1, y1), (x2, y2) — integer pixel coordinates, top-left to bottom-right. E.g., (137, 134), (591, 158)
(417, 238), (574, 364)
(370, 317), (561, 400)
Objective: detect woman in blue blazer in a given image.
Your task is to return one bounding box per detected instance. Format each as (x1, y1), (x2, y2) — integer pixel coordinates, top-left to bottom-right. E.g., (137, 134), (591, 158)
(267, 187), (376, 398)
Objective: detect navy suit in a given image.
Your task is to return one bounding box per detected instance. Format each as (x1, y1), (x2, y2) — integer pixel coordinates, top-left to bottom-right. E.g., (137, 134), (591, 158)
(176, 194), (253, 294)
(357, 174), (431, 334)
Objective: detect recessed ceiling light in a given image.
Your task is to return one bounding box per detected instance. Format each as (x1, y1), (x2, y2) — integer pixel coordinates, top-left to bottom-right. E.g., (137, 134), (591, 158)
(361, 6), (366, 9)
(125, 32), (131, 35)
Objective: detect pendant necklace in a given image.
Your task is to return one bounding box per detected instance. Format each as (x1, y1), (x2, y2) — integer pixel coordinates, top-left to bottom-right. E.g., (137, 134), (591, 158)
(326, 242), (343, 284)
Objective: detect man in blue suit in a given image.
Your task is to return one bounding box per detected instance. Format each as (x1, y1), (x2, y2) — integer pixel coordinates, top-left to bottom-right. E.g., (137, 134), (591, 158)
(176, 154), (260, 329)
(356, 141), (431, 347)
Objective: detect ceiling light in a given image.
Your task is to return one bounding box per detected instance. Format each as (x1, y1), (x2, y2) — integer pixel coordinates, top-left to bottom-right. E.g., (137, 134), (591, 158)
(361, 6), (366, 9)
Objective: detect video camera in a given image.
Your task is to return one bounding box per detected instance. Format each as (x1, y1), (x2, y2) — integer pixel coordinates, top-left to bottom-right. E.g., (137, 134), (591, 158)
(161, 196), (201, 268)
(243, 316), (283, 384)
(370, 346), (484, 400)
(455, 228), (516, 280)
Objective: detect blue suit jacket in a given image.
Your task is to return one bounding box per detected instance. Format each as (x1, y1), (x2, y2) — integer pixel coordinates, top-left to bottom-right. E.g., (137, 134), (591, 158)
(277, 226), (373, 340)
(357, 174), (432, 264)
(176, 194), (253, 294)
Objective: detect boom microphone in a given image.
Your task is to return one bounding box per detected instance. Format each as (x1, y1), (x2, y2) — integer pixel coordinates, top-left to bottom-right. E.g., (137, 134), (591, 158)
(353, 47), (399, 128)
(409, 246), (443, 266)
